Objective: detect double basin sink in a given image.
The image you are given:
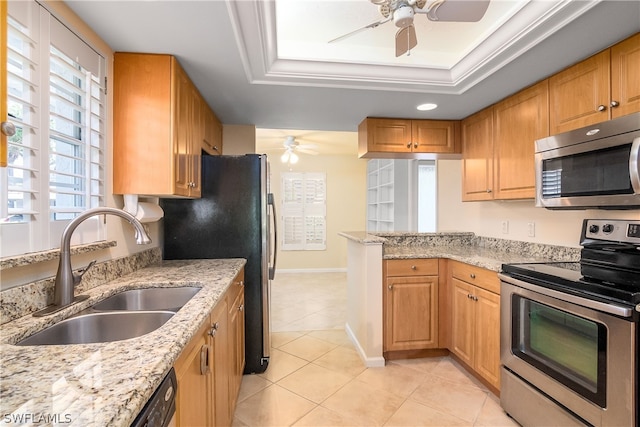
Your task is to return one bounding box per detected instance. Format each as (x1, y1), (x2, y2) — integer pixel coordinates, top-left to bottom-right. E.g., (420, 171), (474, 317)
(17, 287), (201, 346)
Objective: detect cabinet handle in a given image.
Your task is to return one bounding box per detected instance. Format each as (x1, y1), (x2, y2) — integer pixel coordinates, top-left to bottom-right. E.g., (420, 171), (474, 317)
(467, 293), (472, 299)
(388, 284), (394, 290)
(238, 304), (244, 312)
(597, 104), (607, 112)
(208, 322), (219, 337)
(200, 344), (210, 375)
(473, 296), (478, 302)
(610, 100), (620, 108)
(486, 189), (492, 193)
(411, 265), (417, 270)
(406, 142), (411, 149)
(239, 280), (244, 287)
(470, 273), (476, 279)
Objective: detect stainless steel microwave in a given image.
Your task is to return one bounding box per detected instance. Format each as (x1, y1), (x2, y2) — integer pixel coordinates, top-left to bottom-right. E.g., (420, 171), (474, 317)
(535, 112), (640, 209)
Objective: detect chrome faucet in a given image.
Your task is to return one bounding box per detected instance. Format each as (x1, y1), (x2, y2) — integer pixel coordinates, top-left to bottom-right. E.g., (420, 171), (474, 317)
(34, 207), (152, 317)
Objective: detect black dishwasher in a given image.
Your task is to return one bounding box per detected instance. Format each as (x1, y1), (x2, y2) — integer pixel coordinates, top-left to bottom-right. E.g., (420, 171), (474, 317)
(130, 368), (177, 427)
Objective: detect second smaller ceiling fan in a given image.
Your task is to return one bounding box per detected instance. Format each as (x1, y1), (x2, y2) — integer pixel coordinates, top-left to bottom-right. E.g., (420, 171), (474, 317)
(281, 135), (318, 164)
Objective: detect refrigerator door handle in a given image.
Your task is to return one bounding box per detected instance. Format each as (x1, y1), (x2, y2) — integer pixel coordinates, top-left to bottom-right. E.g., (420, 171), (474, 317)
(268, 193), (277, 280)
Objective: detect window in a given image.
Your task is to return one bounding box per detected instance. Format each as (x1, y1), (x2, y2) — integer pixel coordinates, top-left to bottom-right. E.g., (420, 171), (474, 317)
(281, 172), (326, 251)
(1, 1), (106, 257)
(417, 160), (436, 232)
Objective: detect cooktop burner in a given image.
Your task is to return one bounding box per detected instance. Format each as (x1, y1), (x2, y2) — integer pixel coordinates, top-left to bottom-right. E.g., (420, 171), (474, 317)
(501, 262), (640, 305)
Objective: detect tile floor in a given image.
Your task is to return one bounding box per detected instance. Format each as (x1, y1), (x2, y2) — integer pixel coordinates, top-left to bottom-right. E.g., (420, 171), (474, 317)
(233, 272), (518, 426)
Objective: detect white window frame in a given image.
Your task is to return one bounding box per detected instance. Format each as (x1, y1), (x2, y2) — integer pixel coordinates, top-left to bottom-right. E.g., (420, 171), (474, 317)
(281, 172), (326, 251)
(1, 1), (106, 257)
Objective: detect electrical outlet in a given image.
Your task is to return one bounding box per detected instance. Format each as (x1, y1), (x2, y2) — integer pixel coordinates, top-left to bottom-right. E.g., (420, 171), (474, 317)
(501, 220), (509, 234)
(527, 222), (536, 237)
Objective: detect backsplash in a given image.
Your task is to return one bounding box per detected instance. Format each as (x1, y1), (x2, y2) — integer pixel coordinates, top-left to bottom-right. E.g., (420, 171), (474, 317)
(0, 247), (162, 325)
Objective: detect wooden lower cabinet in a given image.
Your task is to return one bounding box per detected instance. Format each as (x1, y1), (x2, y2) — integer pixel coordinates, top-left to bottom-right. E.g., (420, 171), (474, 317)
(174, 268), (245, 426)
(449, 261), (501, 391)
(384, 259), (439, 353)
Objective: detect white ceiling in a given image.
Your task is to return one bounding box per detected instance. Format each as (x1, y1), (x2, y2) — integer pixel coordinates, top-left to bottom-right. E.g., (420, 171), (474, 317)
(65, 0), (640, 154)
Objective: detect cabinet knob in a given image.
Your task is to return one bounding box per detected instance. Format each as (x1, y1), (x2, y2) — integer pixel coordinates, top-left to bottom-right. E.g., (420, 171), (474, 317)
(411, 265), (417, 270)
(238, 304), (244, 312)
(467, 293), (472, 299)
(597, 104), (607, 112)
(239, 280), (244, 287)
(406, 142), (412, 149)
(486, 189), (492, 193)
(413, 143), (418, 149)
(208, 322), (219, 337)
(470, 273), (476, 279)
(610, 100), (620, 108)
(1, 121), (16, 137)
(473, 296), (478, 302)
(388, 284), (394, 290)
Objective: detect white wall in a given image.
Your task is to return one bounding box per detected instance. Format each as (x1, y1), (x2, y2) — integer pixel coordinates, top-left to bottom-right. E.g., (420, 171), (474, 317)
(437, 159), (640, 248)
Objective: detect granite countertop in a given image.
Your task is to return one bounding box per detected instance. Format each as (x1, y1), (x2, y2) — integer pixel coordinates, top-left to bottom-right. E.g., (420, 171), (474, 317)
(383, 245), (563, 271)
(0, 258), (245, 427)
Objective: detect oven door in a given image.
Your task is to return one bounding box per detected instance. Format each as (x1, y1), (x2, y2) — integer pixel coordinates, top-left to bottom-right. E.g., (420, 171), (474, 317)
(499, 274), (636, 427)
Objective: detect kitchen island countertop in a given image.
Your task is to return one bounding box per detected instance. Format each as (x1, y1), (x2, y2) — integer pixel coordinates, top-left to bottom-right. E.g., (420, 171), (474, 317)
(0, 258), (245, 427)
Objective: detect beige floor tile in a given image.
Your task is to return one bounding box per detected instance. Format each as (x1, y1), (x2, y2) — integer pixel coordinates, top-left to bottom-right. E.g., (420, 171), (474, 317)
(474, 393), (519, 427)
(278, 363), (353, 403)
(234, 384), (316, 427)
(258, 348), (308, 383)
(271, 331), (305, 349)
(431, 358), (488, 391)
(293, 406), (368, 427)
(384, 399), (472, 427)
(313, 345), (367, 378)
(279, 335), (338, 361)
(321, 379), (405, 426)
(238, 374), (271, 403)
(356, 363), (427, 398)
(389, 356), (445, 374)
(410, 373), (489, 423)
(306, 329), (353, 347)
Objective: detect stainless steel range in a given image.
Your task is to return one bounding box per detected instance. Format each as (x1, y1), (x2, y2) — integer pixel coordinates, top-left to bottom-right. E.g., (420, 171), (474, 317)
(499, 219), (640, 427)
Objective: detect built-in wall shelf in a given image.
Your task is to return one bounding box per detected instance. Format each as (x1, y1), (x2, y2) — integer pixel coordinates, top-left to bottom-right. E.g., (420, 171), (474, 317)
(366, 159), (415, 232)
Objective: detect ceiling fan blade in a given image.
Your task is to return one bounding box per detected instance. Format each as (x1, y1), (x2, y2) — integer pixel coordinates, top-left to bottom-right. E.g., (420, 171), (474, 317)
(328, 16), (392, 43)
(419, 0), (490, 22)
(297, 147), (319, 155)
(395, 25), (417, 57)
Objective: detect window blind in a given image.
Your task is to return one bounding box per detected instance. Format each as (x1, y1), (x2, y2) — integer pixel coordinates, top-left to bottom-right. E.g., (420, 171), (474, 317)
(281, 172), (326, 251)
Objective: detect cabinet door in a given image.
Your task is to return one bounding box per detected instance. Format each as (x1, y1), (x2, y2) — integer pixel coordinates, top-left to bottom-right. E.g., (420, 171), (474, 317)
(211, 297), (231, 427)
(188, 83), (202, 198)
(412, 120), (460, 154)
(610, 33), (640, 118)
(228, 288), (245, 411)
(385, 275), (438, 351)
(461, 107), (493, 201)
(359, 118), (412, 153)
(202, 102), (223, 155)
(493, 80), (548, 200)
(549, 50), (610, 134)
(474, 287), (501, 390)
(173, 61), (193, 197)
(174, 321), (211, 427)
(450, 278), (474, 367)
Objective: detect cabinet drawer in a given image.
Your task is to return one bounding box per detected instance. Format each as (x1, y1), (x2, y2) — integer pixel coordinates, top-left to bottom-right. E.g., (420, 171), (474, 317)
(386, 259), (438, 277)
(450, 261), (499, 294)
(226, 270), (245, 307)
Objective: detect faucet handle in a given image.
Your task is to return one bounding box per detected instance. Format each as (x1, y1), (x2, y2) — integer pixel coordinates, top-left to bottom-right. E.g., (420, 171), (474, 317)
(73, 260), (97, 286)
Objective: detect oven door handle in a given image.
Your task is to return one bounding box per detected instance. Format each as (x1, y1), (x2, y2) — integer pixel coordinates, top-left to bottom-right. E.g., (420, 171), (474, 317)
(498, 273), (634, 318)
(630, 137), (640, 194)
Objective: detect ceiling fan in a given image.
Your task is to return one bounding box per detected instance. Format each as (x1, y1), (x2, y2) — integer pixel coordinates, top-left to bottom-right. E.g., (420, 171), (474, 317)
(280, 135), (318, 164)
(329, 0), (491, 57)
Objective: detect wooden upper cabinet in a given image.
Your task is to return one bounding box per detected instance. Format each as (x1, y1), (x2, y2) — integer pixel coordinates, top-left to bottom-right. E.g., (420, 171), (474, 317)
(611, 33), (640, 119)
(202, 100), (223, 155)
(493, 80), (549, 200)
(549, 33), (640, 134)
(113, 52), (214, 197)
(461, 107), (493, 201)
(358, 117), (460, 158)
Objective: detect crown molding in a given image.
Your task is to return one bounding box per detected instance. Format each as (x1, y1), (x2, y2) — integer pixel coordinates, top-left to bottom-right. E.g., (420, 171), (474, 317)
(226, 0), (601, 94)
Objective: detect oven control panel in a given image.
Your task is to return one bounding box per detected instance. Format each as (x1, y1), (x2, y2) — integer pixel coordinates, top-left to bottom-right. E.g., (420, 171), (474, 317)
(582, 219), (640, 244)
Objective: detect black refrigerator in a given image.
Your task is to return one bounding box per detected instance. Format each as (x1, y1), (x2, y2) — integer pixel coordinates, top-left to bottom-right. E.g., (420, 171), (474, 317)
(161, 154), (276, 374)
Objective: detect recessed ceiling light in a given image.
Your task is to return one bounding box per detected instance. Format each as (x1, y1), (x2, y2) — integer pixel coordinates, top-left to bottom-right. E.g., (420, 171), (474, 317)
(417, 103), (438, 111)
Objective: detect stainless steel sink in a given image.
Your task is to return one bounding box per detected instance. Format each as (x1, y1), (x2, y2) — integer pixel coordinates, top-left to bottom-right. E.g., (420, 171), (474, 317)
(91, 286), (201, 312)
(16, 311), (174, 346)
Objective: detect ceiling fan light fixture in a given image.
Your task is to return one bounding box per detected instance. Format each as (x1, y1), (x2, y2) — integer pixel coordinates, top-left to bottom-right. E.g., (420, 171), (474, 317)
(281, 150), (290, 163)
(417, 103), (438, 111)
(289, 152), (299, 164)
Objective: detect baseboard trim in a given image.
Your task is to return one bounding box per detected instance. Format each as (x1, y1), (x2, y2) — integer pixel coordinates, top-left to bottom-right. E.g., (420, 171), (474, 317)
(275, 268), (347, 274)
(345, 322), (386, 368)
